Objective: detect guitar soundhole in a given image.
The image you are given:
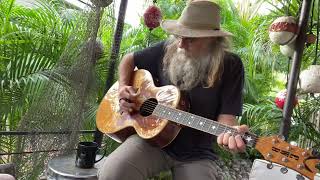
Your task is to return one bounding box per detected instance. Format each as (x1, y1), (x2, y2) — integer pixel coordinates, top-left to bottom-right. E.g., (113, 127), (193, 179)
(140, 98), (158, 117)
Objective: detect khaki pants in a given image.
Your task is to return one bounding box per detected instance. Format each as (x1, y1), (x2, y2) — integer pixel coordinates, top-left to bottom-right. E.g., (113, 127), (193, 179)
(98, 135), (220, 180)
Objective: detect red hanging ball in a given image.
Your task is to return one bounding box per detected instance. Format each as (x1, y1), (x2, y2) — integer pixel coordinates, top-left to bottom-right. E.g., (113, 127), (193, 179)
(306, 33), (317, 44)
(274, 90), (298, 110)
(143, 5), (162, 30)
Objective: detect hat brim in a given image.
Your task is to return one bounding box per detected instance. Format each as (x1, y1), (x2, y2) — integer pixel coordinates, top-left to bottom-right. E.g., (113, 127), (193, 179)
(161, 20), (233, 37)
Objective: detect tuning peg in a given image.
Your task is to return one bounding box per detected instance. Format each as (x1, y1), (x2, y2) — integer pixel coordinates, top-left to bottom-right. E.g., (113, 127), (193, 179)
(286, 146), (292, 151)
(311, 149), (320, 158)
(277, 135), (285, 141)
(297, 164), (304, 170)
(301, 151), (309, 157)
(296, 174), (305, 180)
(282, 157), (289, 163)
(272, 138), (279, 144)
(267, 162), (273, 169)
(290, 141), (298, 146)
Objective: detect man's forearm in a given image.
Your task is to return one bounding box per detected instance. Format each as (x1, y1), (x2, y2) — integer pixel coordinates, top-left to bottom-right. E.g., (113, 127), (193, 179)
(118, 53), (135, 86)
(217, 114), (238, 126)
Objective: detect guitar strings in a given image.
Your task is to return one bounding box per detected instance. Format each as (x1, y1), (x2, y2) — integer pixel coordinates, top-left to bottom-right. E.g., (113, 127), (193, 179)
(141, 100), (308, 147)
(141, 100), (256, 138)
(139, 99), (260, 145)
(137, 100), (294, 148)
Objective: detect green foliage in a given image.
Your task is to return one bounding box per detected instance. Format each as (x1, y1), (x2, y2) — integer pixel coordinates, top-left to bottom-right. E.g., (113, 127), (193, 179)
(0, 0), (81, 130)
(0, 0), (88, 166)
(217, 0), (283, 103)
(291, 95), (320, 147)
(241, 100), (283, 136)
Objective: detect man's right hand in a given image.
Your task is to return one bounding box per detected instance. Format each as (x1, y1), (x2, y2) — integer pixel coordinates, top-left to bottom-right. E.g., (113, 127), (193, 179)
(118, 85), (140, 114)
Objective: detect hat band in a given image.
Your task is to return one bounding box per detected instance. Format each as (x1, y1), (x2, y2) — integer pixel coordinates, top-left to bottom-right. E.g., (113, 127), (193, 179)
(177, 21), (219, 31)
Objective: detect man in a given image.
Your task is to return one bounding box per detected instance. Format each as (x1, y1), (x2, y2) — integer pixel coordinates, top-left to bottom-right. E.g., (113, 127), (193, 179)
(98, 1), (248, 179)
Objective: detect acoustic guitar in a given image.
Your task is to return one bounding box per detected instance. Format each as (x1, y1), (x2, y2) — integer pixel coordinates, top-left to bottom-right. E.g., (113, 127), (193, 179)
(96, 69), (320, 179)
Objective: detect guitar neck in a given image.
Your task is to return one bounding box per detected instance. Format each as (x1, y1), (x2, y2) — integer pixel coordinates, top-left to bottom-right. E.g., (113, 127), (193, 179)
(153, 104), (257, 148)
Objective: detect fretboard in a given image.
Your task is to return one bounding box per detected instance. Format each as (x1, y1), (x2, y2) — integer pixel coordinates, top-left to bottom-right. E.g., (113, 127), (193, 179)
(153, 104), (257, 148)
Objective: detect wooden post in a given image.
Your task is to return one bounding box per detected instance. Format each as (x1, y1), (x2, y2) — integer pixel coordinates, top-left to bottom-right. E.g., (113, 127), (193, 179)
(94, 0), (129, 146)
(280, 0), (312, 140)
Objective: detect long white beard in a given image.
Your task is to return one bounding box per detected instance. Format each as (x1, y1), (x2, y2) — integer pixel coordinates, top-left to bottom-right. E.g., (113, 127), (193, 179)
(167, 48), (211, 90)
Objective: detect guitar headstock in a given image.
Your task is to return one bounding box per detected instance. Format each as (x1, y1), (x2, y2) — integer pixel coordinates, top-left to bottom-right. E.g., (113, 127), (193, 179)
(255, 136), (320, 180)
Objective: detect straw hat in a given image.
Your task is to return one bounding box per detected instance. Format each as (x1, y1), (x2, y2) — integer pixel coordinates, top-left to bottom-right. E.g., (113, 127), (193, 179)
(161, 0), (232, 37)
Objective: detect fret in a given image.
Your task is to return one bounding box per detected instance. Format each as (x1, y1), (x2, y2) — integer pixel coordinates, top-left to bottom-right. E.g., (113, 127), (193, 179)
(208, 120), (215, 132)
(167, 108), (173, 120)
(156, 105), (166, 119)
(215, 123), (226, 135)
(207, 121), (215, 135)
(145, 102), (258, 149)
(152, 104), (239, 137)
(178, 112), (184, 124)
(212, 123), (220, 135)
(196, 117), (204, 131)
(173, 109), (183, 124)
(230, 128), (237, 136)
(197, 117), (209, 132)
(186, 114), (195, 127)
(153, 105), (162, 117)
(213, 123), (220, 136)
(204, 119), (213, 133)
(172, 109), (179, 123)
(178, 111), (187, 125)
(196, 117), (204, 130)
(229, 126), (237, 136)
(166, 109), (172, 120)
(223, 125), (227, 134)
(192, 116), (200, 130)
(225, 126), (232, 135)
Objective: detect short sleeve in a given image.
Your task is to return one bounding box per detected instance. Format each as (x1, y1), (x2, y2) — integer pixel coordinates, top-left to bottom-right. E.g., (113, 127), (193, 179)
(220, 53), (244, 116)
(133, 41), (166, 76)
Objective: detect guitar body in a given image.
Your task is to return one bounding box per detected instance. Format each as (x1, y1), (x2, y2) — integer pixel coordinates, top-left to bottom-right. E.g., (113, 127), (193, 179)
(96, 69), (182, 148)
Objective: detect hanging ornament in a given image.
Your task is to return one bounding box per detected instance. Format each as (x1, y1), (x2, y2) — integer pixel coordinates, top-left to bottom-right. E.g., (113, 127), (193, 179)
(143, 5), (162, 30)
(299, 65), (320, 93)
(300, 0), (320, 94)
(306, 33), (317, 44)
(91, 0), (113, 7)
(275, 90), (298, 110)
(280, 40), (295, 58)
(269, 16), (299, 45)
(306, 0), (317, 46)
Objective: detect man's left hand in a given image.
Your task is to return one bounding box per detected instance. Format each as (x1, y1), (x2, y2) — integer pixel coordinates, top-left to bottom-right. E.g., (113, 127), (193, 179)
(217, 125), (249, 153)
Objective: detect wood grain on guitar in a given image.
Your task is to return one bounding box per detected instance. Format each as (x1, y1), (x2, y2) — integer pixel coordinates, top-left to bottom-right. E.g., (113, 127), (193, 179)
(96, 69), (182, 147)
(96, 69), (320, 179)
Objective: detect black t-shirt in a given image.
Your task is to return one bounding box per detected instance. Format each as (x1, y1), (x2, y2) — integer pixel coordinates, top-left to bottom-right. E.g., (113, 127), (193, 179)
(133, 41), (244, 161)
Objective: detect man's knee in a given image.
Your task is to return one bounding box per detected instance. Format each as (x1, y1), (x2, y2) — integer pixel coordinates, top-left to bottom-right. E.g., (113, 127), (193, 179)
(173, 159), (219, 180)
(98, 158), (144, 180)
(98, 168), (123, 180)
